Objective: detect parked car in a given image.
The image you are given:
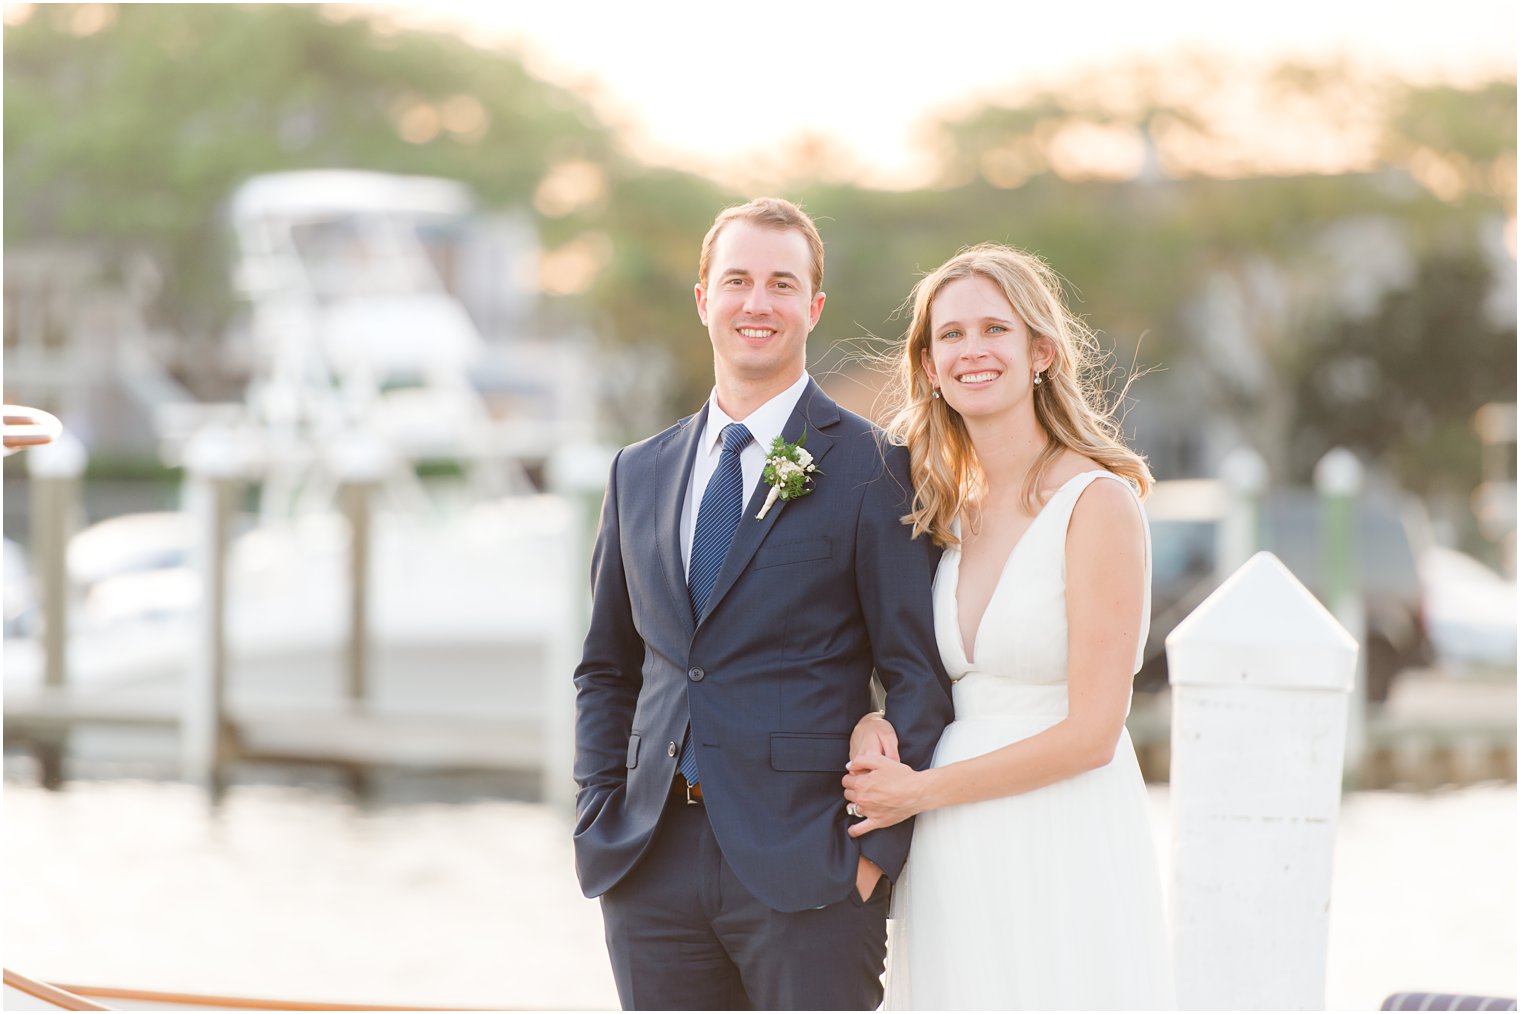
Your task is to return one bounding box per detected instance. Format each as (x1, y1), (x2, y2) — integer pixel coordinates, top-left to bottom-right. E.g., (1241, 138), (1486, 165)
(1139, 480), (1434, 703)
(1418, 545), (1517, 672)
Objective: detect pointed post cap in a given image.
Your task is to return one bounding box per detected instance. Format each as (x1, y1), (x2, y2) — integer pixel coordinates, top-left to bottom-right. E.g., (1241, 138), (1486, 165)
(1219, 445), (1268, 493)
(1166, 551), (1358, 691)
(1314, 447), (1362, 495)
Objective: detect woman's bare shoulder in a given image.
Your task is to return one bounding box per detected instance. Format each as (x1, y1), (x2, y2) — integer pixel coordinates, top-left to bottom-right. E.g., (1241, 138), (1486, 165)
(1041, 451), (1108, 496)
(1067, 470), (1144, 545)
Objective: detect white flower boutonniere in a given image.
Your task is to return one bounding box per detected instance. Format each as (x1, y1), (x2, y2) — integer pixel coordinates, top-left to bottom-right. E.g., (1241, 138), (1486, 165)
(756, 430), (822, 520)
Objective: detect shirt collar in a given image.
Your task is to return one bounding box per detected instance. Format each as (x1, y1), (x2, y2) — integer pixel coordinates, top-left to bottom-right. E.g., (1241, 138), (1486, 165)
(701, 372), (812, 454)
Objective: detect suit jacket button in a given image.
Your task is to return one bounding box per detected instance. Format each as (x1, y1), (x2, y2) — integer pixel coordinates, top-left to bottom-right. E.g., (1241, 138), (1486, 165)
(667, 741), (677, 757)
(688, 666), (705, 682)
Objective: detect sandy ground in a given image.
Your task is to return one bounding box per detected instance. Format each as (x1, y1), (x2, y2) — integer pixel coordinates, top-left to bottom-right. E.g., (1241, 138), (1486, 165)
(3, 777), (1513, 1010)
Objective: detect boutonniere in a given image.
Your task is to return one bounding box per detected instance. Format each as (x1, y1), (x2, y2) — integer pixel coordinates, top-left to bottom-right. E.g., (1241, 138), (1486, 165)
(756, 431), (822, 520)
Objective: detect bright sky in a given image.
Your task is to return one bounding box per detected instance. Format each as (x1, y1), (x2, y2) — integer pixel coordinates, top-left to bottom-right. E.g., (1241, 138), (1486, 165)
(386, 0), (1516, 189)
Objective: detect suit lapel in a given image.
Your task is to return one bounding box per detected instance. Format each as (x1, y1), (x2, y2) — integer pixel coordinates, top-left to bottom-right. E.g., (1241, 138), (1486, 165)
(656, 406), (708, 636)
(698, 379), (840, 627)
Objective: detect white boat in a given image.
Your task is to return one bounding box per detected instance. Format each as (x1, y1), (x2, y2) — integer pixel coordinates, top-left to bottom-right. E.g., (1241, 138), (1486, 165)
(4, 172), (597, 777)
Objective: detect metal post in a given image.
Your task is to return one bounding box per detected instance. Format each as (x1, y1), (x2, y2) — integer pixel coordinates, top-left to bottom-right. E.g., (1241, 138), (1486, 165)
(1315, 447), (1366, 785)
(26, 430), (87, 788)
(1167, 552), (1358, 1010)
(544, 441), (615, 811)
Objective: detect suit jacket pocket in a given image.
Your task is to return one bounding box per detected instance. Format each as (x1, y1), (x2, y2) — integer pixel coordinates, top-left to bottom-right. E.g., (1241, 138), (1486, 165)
(753, 537), (832, 570)
(770, 733), (850, 772)
(626, 733), (641, 769)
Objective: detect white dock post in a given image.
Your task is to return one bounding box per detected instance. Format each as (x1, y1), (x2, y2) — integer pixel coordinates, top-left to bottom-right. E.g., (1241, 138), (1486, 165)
(1167, 551), (1359, 1010)
(26, 429), (87, 788)
(1217, 445), (1267, 575)
(545, 441), (615, 812)
(182, 425), (257, 793)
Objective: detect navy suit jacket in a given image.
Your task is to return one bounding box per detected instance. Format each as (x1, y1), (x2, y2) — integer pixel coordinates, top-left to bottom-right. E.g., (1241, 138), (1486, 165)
(572, 379), (954, 913)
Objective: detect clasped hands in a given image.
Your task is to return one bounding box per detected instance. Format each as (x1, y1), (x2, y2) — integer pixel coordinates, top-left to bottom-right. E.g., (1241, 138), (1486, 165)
(842, 711), (929, 838)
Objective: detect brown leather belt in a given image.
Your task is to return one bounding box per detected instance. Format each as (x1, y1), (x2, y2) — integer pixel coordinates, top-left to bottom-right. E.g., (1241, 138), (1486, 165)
(673, 774), (703, 805)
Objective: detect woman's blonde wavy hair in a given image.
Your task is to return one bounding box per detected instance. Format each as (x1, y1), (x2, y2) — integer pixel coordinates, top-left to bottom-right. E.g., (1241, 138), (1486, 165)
(884, 243), (1152, 548)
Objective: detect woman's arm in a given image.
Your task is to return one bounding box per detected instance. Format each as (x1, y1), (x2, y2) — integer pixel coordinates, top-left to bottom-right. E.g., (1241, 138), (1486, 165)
(844, 478), (1145, 834)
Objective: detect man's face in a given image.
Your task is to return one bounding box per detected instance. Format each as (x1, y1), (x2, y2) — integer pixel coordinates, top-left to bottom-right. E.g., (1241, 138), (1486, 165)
(695, 220), (824, 389)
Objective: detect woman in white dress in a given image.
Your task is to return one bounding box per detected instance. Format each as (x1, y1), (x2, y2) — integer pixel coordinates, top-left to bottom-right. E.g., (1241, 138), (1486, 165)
(842, 243), (1175, 1010)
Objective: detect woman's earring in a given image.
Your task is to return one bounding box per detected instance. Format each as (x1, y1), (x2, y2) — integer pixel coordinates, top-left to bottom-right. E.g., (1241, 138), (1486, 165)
(932, 387), (940, 399)
(1033, 371), (1043, 386)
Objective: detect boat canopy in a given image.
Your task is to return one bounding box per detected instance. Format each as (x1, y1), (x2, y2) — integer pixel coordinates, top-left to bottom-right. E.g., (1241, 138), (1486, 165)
(229, 171), (474, 225)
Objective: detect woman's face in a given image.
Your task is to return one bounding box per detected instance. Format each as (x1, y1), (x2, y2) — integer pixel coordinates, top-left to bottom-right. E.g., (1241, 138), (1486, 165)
(922, 274), (1049, 424)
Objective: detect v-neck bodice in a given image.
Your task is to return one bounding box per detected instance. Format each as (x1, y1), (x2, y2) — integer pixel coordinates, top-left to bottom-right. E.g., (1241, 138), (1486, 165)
(932, 471), (1151, 714)
(953, 472), (1093, 664)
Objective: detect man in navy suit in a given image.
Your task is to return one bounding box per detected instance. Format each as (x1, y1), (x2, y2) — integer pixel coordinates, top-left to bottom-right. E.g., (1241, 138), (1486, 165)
(573, 197), (953, 1010)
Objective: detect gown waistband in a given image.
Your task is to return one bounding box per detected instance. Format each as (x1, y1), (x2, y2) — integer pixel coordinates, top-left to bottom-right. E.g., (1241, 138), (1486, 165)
(951, 674), (1071, 718)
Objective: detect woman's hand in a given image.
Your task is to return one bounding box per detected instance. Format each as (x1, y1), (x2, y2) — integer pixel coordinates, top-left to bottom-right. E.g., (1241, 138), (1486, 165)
(843, 753), (929, 837)
(849, 711), (899, 762)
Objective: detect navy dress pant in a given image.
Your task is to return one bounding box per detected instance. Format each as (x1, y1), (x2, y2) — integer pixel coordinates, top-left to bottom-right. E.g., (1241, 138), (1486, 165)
(599, 791), (890, 1011)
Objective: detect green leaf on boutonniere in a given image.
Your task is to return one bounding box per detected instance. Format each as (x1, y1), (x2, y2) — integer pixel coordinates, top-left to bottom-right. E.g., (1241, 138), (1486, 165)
(757, 429), (822, 519)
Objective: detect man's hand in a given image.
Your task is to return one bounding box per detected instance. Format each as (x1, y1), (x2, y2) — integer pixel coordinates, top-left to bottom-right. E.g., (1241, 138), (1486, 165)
(849, 711), (900, 762)
(855, 855), (884, 903)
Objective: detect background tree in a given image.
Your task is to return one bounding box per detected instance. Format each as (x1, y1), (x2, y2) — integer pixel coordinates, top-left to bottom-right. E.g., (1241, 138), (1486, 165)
(4, 7), (1514, 545)
(1294, 250), (1517, 492)
(3, 4), (619, 337)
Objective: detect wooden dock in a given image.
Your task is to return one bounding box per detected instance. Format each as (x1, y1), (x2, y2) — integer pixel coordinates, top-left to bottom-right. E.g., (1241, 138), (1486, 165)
(4, 688), (546, 784)
(3, 634), (563, 791)
(7, 662), (1511, 792)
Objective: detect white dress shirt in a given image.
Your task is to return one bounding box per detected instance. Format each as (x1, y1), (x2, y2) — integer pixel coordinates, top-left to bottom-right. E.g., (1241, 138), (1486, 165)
(681, 372), (812, 578)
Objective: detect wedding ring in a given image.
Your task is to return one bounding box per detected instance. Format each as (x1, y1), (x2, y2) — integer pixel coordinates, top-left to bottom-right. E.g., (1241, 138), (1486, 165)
(846, 802), (864, 818)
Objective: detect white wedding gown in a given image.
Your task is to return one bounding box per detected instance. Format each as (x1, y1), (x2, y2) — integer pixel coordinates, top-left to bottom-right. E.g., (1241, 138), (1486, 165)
(884, 471), (1175, 1010)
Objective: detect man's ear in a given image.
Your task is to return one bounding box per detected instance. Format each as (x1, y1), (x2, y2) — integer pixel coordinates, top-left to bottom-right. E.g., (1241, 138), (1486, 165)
(806, 289), (826, 332)
(694, 282), (708, 326)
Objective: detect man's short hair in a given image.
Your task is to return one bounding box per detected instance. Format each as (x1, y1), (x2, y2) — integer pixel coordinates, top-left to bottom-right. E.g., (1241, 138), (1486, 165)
(698, 197), (825, 295)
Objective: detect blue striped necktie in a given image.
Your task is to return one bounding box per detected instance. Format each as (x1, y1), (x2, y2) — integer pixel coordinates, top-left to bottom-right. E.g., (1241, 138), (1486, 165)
(680, 421), (752, 787)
